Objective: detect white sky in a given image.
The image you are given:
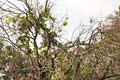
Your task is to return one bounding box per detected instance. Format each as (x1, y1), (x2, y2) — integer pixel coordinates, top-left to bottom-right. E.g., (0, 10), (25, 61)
(1, 0), (120, 40)
(54, 0), (120, 40)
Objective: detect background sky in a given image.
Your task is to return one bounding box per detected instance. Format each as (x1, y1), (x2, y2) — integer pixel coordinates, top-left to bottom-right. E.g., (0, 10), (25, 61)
(53, 0), (120, 40)
(1, 0), (120, 40)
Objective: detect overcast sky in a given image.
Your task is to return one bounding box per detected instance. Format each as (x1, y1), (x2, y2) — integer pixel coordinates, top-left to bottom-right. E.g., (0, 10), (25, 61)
(1, 0), (120, 40)
(53, 0), (120, 40)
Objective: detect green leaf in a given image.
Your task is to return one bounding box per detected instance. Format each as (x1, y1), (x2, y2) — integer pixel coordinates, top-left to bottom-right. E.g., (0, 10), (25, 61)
(81, 41), (86, 45)
(43, 23), (47, 27)
(66, 17), (69, 19)
(38, 28), (41, 34)
(38, 6), (42, 10)
(5, 16), (13, 23)
(50, 16), (55, 22)
(0, 41), (4, 49)
(63, 21), (68, 26)
(57, 53), (65, 59)
(52, 39), (58, 46)
(58, 28), (62, 32)
(42, 13), (50, 18)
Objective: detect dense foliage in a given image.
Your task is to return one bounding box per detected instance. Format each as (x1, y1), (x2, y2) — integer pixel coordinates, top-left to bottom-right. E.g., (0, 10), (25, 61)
(0, 0), (120, 80)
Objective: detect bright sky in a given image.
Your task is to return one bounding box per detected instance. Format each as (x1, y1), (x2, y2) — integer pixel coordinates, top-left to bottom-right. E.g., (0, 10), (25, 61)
(54, 0), (120, 40)
(1, 0), (120, 40)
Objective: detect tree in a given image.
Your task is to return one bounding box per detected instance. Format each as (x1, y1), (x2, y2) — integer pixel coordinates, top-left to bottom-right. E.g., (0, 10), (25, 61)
(84, 7), (120, 80)
(0, 0), (120, 80)
(0, 0), (68, 79)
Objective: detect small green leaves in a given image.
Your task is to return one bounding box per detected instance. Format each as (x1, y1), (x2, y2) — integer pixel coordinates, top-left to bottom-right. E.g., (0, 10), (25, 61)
(57, 53), (65, 59)
(58, 28), (62, 33)
(43, 23), (47, 27)
(0, 41), (4, 50)
(38, 6), (42, 10)
(52, 39), (58, 46)
(63, 21), (68, 26)
(42, 12), (50, 18)
(5, 16), (13, 23)
(50, 16), (55, 22)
